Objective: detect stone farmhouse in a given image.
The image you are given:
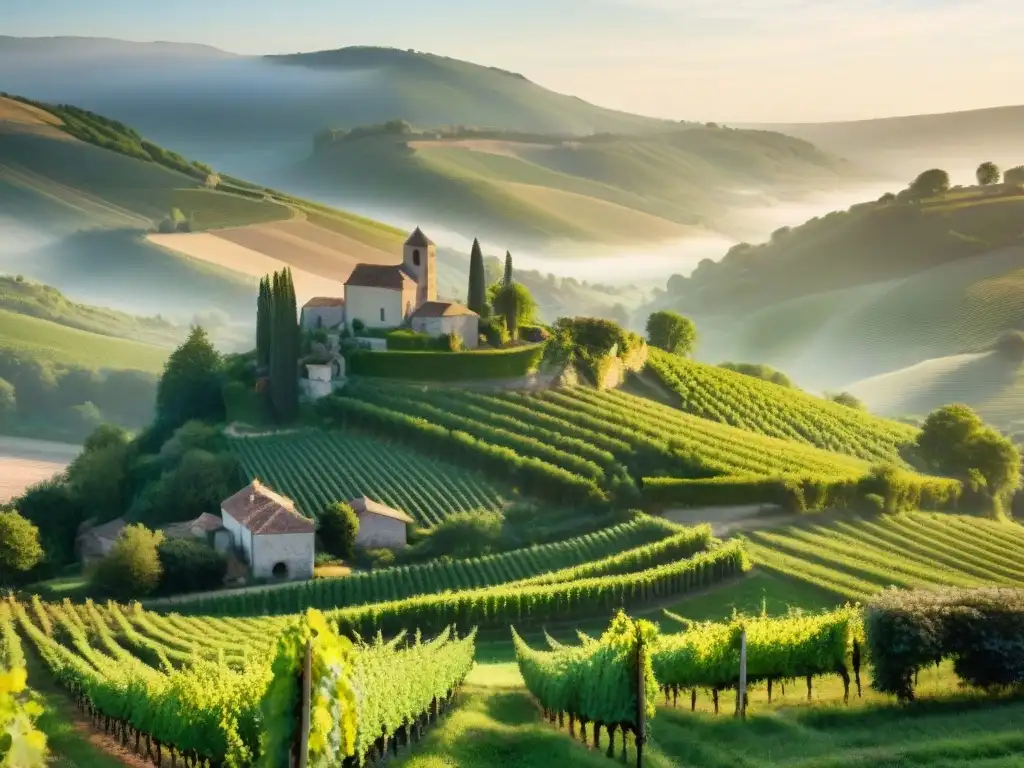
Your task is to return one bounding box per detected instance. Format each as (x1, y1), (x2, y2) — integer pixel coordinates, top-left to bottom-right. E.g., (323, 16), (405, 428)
(220, 480), (317, 581)
(299, 227), (479, 348)
(76, 513), (230, 566)
(347, 495), (415, 549)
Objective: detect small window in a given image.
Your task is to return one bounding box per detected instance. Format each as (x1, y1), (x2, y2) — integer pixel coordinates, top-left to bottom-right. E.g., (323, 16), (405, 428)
(272, 562), (288, 579)
(380, 307), (386, 322)
(412, 248), (421, 267)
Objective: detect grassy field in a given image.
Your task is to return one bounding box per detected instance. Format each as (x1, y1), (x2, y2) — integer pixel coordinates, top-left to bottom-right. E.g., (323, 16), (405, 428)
(0, 308), (171, 372)
(227, 429), (506, 526)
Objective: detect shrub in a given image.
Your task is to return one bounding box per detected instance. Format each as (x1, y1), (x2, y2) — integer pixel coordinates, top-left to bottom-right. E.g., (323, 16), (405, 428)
(406, 509), (504, 561)
(89, 524), (164, 599)
(384, 329), (443, 351)
(319, 502), (360, 559)
(156, 538), (227, 595)
(347, 343), (545, 381)
(866, 587), (1024, 701)
(479, 317), (511, 347)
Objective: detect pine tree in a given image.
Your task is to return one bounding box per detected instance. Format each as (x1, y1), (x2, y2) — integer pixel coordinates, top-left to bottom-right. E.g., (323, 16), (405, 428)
(467, 238), (486, 315)
(503, 251), (513, 286)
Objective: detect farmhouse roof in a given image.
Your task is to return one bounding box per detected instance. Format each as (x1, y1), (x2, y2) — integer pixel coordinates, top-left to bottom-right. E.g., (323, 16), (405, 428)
(345, 264), (416, 291)
(221, 479), (316, 535)
(160, 512), (225, 539)
(80, 517), (126, 542)
(409, 301), (478, 319)
(348, 496), (415, 525)
(404, 227), (433, 247)
(303, 296), (345, 308)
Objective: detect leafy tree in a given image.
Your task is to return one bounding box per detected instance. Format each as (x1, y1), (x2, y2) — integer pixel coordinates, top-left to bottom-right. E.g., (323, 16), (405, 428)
(646, 311), (697, 356)
(1005, 166), (1024, 185)
(467, 238), (487, 315)
(914, 404), (1020, 511)
(89, 524), (164, 599)
(129, 449), (239, 527)
(827, 391), (865, 410)
(12, 478), (86, 572)
(156, 538), (227, 595)
(65, 425), (132, 523)
(489, 282), (536, 342)
(0, 510), (43, 584)
(156, 326), (225, 431)
(909, 168), (951, 198)
(319, 502), (360, 559)
(410, 509), (503, 560)
(976, 161), (1001, 186)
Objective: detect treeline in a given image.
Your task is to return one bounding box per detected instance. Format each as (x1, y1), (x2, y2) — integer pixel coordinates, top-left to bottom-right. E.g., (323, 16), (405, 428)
(3, 93), (214, 181)
(0, 349), (157, 443)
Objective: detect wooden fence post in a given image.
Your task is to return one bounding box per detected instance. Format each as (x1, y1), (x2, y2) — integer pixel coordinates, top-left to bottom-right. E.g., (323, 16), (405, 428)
(738, 629), (747, 720)
(635, 626), (646, 768)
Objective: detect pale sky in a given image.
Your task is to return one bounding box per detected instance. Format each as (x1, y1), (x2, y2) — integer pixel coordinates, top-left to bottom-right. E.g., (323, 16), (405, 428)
(5, 0), (1023, 122)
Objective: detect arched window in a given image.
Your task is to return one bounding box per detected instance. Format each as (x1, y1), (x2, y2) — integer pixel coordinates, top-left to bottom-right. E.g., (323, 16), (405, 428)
(380, 307), (386, 322)
(272, 562), (288, 579)
(412, 248), (421, 267)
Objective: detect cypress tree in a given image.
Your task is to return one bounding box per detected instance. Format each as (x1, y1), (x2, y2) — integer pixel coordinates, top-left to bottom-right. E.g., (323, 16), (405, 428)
(503, 251), (513, 286)
(256, 276), (272, 371)
(467, 238), (486, 315)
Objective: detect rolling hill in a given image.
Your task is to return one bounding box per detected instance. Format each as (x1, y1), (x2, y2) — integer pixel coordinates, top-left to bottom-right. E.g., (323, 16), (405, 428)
(845, 350), (1024, 438)
(289, 122), (852, 247)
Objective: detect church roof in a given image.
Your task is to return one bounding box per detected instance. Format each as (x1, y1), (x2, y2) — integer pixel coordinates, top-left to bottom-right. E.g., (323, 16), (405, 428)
(221, 479), (316, 535)
(347, 495), (415, 524)
(409, 301), (479, 319)
(303, 296), (345, 308)
(404, 227), (433, 247)
(345, 264), (416, 291)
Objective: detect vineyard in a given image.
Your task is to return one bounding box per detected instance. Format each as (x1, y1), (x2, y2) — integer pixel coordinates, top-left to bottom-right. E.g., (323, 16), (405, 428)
(155, 516), (692, 616)
(5, 597), (475, 767)
(745, 511), (1024, 600)
(228, 429), (504, 526)
(317, 380), (906, 511)
(645, 348), (918, 463)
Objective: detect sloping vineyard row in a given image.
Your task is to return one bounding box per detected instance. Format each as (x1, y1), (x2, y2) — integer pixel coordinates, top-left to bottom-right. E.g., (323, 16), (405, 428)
(229, 430), (504, 526)
(152, 516), (686, 617)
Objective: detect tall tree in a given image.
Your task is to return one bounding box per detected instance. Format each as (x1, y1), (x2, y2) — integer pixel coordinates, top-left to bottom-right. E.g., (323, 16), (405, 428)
(269, 268), (299, 422)
(646, 311), (697, 356)
(467, 238), (487, 315)
(976, 161), (1001, 186)
(0, 510), (43, 585)
(909, 168), (951, 198)
(156, 326), (224, 431)
(256, 275), (273, 370)
(503, 251), (514, 286)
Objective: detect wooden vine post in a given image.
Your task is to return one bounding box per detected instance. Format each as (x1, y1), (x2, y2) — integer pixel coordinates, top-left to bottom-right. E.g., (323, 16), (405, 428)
(291, 640), (313, 768)
(737, 629), (748, 720)
(635, 625), (646, 768)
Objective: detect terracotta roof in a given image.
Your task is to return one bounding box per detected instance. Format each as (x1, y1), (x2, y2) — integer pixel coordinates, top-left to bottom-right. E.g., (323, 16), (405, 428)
(348, 496), (415, 524)
(161, 512), (226, 539)
(221, 480), (316, 535)
(303, 296), (345, 308)
(345, 264), (416, 290)
(405, 227), (433, 247)
(410, 301), (478, 319)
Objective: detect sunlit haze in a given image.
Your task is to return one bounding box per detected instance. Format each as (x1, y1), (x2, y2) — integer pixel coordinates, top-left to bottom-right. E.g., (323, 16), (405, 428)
(5, 0), (1023, 122)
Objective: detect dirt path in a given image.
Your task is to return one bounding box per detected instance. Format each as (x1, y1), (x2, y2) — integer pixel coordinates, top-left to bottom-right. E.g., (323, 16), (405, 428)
(661, 504), (801, 537)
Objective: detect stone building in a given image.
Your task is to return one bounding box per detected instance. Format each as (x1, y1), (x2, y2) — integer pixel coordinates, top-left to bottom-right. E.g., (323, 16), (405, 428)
(220, 480), (316, 580)
(347, 495), (415, 550)
(409, 301), (480, 349)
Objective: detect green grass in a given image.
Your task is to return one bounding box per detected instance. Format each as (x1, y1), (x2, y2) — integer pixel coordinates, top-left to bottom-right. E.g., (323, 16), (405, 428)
(744, 511), (1024, 602)
(645, 348), (918, 463)
(227, 428), (505, 526)
(0, 308), (171, 372)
